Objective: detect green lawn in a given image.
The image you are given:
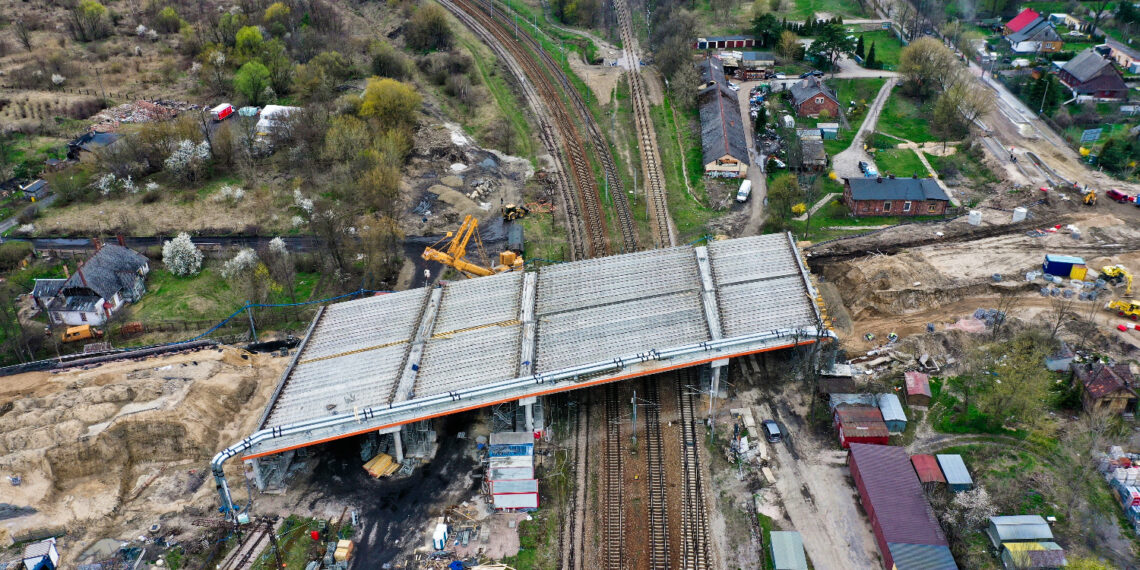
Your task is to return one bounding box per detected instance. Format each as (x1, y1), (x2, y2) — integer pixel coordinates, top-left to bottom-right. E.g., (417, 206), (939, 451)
(877, 92), (939, 143)
(857, 30), (904, 68)
(127, 266), (320, 324)
(774, 0), (868, 20)
(925, 149), (1000, 188)
(825, 77), (888, 156)
(873, 148), (928, 177)
(652, 98), (717, 242)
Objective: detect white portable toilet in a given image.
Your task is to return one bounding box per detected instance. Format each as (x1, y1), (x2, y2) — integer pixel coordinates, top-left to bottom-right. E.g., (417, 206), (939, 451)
(968, 210), (982, 226)
(1012, 207), (1027, 222)
(432, 523), (448, 550)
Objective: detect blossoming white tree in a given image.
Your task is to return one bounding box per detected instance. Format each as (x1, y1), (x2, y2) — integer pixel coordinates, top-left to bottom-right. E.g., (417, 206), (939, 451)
(162, 232), (203, 276)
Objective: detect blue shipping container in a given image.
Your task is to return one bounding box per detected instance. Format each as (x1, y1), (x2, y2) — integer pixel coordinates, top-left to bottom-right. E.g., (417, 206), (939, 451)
(1043, 254), (1084, 276)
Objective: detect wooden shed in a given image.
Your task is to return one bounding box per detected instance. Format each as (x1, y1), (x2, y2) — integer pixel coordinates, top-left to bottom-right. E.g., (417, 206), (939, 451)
(905, 371), (932, 406)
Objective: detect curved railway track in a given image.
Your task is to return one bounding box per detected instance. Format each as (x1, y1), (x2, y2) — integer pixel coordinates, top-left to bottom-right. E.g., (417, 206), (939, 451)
(439, 0), (591, 259)
(612, 0), (674, 247)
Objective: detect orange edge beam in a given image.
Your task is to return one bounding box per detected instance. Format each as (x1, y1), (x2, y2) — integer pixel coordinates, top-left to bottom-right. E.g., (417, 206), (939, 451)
(241, 338), (821, 461)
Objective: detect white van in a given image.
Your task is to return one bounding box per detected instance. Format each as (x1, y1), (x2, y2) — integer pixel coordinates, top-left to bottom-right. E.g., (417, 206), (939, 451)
(736, 179), (753, 203)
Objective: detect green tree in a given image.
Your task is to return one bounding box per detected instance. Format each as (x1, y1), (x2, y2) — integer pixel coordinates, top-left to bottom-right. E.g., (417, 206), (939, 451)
(260, 39), (294, 95)
(235, 25), (264, 59)
(359, 77), (422, 131)
(154, 6), (184, 33)
(767, 173), (800, 218)
(234, 61), (272, 105)
(855, 34), (865, 59)
(806, 23), (856, 70)
(370, 41), (408, 79)
(974, 330), (1054, 428)
(263, 2), (292, 35)
(866, 42), (877, 69)
(68, 0), (110, 42)
(752, 13), (783, 47)
(406, 4), (452, 51)
(1098, 137), (1129, 174)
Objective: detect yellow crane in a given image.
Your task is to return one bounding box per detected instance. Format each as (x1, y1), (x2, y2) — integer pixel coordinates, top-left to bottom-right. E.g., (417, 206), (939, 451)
(1102, 265), (1133, 297)
(422, 215), (524, 278)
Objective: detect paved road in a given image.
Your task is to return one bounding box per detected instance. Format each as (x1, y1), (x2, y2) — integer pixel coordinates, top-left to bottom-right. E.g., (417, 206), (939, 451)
(0, 194), (56, 235)
(831, 78), (897, 178)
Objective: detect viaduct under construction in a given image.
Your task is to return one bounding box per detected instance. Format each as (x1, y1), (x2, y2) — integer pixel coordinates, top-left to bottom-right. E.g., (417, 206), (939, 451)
(211, 233), (832, 514)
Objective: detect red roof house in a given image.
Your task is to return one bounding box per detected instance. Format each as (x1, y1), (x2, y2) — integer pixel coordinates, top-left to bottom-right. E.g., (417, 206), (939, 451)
(1072, 361), (1138, 416)
(1004, 9), (1040, 35)
(905, 371), (932, 406)
(834, 405), (889, 449)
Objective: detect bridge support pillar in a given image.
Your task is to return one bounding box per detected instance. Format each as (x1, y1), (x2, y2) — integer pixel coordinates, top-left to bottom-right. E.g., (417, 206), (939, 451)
(519, 396), (537, 432)
(379, 425), (405, 463)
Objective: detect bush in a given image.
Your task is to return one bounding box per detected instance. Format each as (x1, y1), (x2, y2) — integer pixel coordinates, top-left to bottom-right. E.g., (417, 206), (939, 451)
(0, 241), (34, 272)
(16, 205), (38, 225)
(406, 4), (452, 51)
(153, 6), (183, 33)
(370, 41), (408, 80)
(162, 232), (203, 276)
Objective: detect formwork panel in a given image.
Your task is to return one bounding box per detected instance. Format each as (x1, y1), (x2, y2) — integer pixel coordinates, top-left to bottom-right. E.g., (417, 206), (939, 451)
(535, 291), (708, 372)
(415, 325), (522, 398)
(718, 276), (816, 336)
(265, 343), (405, 427)
(536, 247), (700, 315)
(707, 234), (800, 286)
(301, 289), (426, 360)
(434, 272), (524, 333)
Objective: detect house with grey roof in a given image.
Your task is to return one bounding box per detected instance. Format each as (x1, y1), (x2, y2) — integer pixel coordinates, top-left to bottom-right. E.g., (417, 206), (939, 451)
(698, 79), (749, 178)
(788, 77), (838, 118)
(1006, 17), (1063, 53)
(769, 531), (808, 569)
(843, 177), (951, 217)
(1058, 49), (1128, 100)
(36, 242), (149, 326)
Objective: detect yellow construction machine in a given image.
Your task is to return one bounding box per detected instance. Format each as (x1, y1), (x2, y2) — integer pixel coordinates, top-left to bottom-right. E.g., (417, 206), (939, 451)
(1102, 265), (1133, 297)
(1083, 188), (1097, 205)
(501, 203), (530, 221)
(1107, 299), (1140, 320)
(422, 215), (524, 278)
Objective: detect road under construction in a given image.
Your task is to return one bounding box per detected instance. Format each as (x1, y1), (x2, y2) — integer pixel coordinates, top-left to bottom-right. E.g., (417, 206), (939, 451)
(210, 233), (831, 514)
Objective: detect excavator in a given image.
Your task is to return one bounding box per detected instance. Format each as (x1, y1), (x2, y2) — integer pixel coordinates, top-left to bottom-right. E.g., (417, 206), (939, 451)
(1102, 265), (1133, 297)
(1083, 188), (1097, 206)
(422, 215), (524, 278)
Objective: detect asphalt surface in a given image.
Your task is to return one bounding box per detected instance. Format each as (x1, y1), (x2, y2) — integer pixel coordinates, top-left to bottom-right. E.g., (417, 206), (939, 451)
(831, 78), (897, 179)
(0, 194), (56, 234)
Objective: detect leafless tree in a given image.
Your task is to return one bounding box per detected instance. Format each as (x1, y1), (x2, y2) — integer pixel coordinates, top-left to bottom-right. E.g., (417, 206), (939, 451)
(14, 19), (33, 52)
(1046, 294), (1079, 340)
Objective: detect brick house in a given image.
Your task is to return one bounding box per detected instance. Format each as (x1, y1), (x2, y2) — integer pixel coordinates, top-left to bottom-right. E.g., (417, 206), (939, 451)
(1072, 362), (1138, 416)
(788, 77), (839, 118)
(844, 177), (950, 217)
(1058, 49), (1129, 101)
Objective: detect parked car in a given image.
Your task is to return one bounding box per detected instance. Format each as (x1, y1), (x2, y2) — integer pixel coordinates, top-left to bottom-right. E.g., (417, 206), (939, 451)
(736, 179), (753, 203)
(774, 73), (787, 79)
(858, 160), (869, 173)
(864, 165), (879, 178)
(728, 82), (740, 91)
(761, 420), (782, 443)
(1107, 188), (1132, 203)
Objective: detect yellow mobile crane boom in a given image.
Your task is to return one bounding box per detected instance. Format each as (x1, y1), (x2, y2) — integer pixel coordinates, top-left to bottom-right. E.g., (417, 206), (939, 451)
(422, 215), (523, 278)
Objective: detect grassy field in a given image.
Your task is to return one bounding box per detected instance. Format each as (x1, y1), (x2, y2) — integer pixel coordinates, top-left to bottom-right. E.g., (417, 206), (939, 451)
(856, 30), (905, 68)
(463, 38), (536, 162)
(126, 265), (320, 324)
(652, 98), (718, 242)
(925, 148), (1000, 188)
(873, 148), (928, 177)
(775, 0), (868, 19)
(877, 92), (939, 143)
(825, 77), (888, 155)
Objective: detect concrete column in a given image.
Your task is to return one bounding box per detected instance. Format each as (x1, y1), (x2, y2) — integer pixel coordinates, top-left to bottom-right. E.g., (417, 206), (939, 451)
(244, 458), (265, 492)
(519, 396), (537, 432)
(708, 365), (722, 420)
(392, 430), (404, 463)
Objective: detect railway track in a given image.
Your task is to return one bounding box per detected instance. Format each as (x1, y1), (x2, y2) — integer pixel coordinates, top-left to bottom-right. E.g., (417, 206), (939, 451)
(643, 377), (670, 569)
(612, 0), (674, 248)
(677, 372), (711, 569)
(559, 394), (591, 570)
(445, 0), (611, 259)
(603, 385), (625, 569)
(488, 0), (640, 253)
(440, 0), (592, 260)
(217, 518), (274, 570)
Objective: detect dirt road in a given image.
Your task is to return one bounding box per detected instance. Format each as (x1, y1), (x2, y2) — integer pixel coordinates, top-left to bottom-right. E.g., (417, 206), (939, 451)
(832, 78), (897, 178)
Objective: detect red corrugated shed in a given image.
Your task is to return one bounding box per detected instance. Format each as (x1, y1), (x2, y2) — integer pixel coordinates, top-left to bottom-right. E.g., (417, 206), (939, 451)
(905, 371), (932, 406)
(848, 444), (951, 570)
(911, 454), (947, 483)
(1005, 9), (1040, 33)
(834, 405), (889, 449)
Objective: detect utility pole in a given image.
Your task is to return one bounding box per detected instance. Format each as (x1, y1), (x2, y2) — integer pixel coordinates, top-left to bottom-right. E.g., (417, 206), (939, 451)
(1039, 76), (1050, 115)
(246, 302), (257, 342)
(631, 390), (637, 446)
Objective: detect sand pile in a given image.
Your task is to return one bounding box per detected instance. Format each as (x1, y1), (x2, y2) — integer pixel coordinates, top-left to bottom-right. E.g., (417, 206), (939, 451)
(0, 347), (287, 562)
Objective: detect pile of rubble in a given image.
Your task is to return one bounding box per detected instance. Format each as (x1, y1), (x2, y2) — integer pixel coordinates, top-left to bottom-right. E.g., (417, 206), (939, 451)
(90, 100), (198, 131)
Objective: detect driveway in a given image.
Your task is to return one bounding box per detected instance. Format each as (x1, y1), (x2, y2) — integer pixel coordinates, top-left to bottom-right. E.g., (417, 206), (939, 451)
(0, 194), (56, 235)
(831, 78), (897, 178)
(734, 81), (768, 236)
